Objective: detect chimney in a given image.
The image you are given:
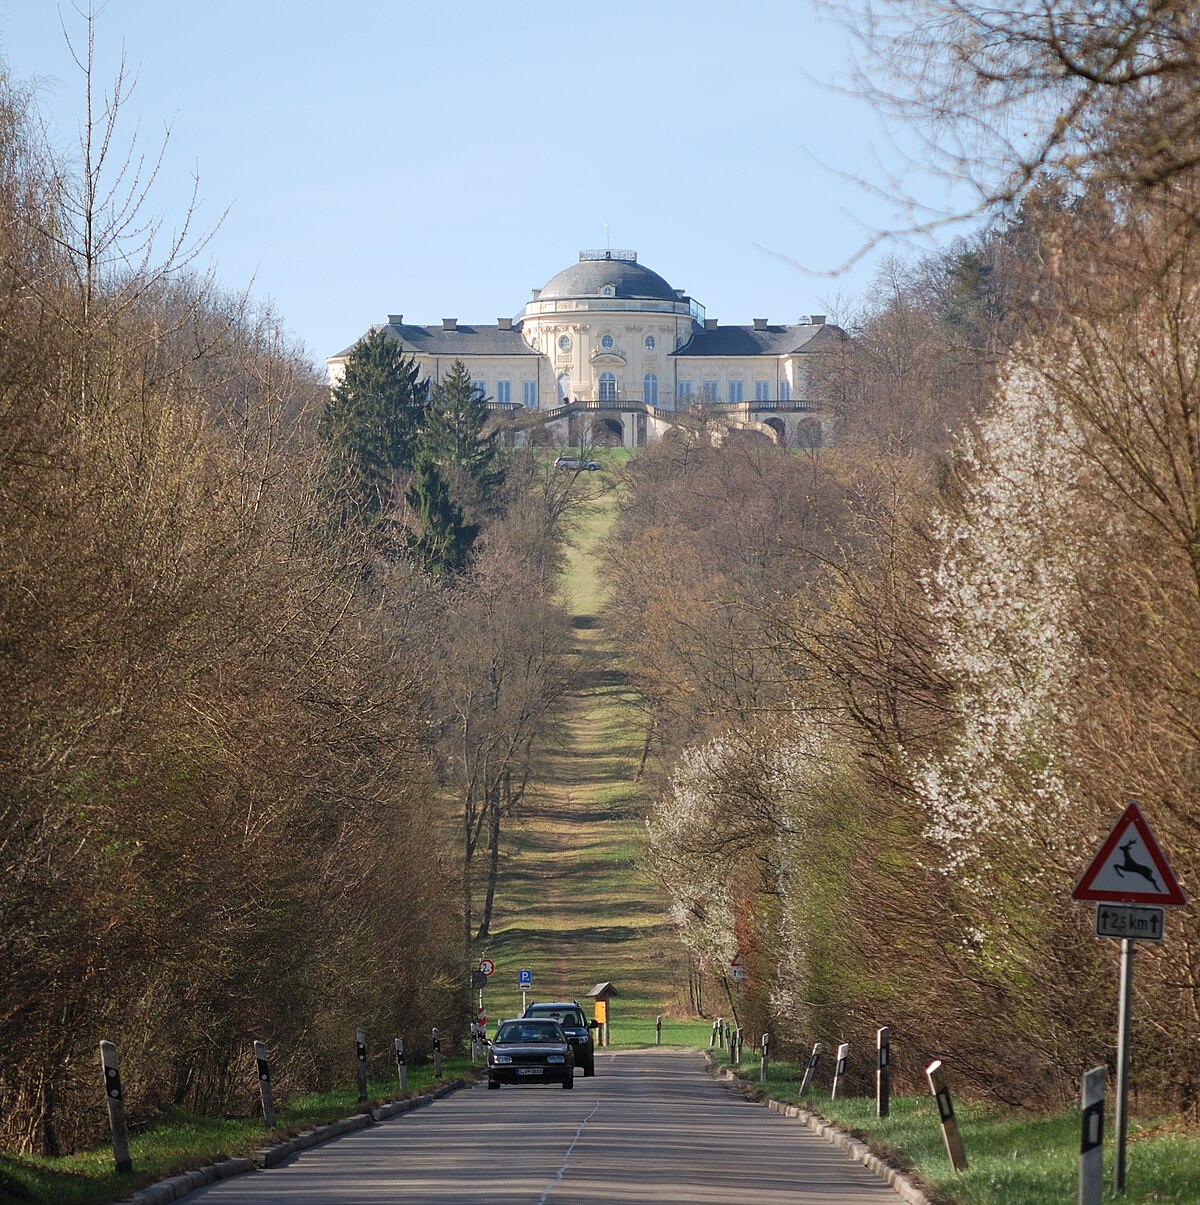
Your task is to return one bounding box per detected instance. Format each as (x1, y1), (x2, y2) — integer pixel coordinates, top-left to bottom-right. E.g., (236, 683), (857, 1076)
(810, 314), (827, 326)
(704, 318), (718, 331)
(442, 318), (458, 331)
(498, 317), (513, 331)
(753, 317), (768, 330)
(387, 314), (403, 325)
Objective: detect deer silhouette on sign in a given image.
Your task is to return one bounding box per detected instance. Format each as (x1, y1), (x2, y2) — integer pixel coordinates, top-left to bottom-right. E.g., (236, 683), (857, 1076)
(1113, 839), (1161, 891)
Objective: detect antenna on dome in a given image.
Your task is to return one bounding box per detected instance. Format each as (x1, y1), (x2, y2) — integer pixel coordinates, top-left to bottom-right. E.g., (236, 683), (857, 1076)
(605, 223), (610, 251)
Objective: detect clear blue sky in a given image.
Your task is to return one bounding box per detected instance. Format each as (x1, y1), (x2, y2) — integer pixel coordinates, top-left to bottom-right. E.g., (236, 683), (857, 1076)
(0, 0), (968, 366)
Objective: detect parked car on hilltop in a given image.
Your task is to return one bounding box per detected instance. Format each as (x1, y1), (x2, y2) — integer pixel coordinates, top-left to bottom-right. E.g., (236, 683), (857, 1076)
(553, 455), (601, 471)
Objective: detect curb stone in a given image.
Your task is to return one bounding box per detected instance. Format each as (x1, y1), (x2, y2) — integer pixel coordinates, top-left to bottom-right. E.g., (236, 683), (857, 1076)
(711, 1063), (933, 1205)
(128, 1079), (469, 1205)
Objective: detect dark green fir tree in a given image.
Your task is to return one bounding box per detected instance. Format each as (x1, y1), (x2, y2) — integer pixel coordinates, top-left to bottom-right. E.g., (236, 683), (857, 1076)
(318, 330), (428, 537)
(422, 359), (504, 514)
(405, 447), (479, 577)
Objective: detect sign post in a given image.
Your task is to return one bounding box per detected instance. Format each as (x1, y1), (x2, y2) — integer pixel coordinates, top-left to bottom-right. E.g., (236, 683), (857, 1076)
(1071, 801), (1186, 1195)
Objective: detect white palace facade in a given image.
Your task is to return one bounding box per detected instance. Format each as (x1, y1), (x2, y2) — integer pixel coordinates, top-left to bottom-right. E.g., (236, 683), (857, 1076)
(327, 249), (843, 448)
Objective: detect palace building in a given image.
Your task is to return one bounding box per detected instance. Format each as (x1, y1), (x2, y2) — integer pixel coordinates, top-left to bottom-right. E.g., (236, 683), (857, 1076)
(327, 249), (842, 447)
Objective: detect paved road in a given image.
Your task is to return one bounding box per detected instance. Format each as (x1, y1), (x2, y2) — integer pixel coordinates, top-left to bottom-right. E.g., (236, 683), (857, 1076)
(190, 1048), (900, 1203)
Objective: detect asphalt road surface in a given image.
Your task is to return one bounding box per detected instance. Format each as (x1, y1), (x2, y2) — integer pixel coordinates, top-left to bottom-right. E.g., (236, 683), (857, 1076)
(189, 1048), (901, 1203)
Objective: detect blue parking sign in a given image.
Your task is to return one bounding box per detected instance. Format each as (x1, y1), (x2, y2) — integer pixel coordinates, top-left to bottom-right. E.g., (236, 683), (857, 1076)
(518, 968), (532, 989)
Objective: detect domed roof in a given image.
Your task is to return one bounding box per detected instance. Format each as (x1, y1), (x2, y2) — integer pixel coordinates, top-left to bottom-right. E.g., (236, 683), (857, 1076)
(539, 251), (678, 302)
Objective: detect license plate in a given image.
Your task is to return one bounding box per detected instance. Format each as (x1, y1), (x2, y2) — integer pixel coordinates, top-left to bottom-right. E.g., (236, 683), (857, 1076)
(517, 1067), (543, 1076)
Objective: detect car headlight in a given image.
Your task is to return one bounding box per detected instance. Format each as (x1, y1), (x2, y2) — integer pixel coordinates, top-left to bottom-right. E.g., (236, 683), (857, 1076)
(492, 1054), (512, 1064)
(547, 1055), (565, 1064)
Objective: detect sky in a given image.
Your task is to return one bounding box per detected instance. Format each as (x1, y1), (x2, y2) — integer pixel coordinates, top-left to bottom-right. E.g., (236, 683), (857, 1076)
(0, 0), (971, 367)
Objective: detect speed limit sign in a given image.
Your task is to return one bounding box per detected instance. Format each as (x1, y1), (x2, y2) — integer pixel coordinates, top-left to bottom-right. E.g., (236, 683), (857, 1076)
(477, 958), (495, 977)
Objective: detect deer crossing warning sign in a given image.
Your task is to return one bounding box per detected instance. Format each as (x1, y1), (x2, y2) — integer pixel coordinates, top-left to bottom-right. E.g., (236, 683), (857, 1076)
(1071, 801), (1187, 907)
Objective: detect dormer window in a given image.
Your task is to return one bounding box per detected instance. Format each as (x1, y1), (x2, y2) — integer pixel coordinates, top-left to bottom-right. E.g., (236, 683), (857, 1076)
(601, 284), (615, 297)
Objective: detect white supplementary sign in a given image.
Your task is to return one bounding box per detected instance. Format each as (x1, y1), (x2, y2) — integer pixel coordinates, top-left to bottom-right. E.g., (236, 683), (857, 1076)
(1072, 801), (1186, 907)
(1094, 904), (1165, 942)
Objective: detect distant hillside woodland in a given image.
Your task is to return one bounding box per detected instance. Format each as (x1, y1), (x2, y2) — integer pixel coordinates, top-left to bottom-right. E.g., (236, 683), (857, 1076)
(618, 1), (1200, 1112)
(0, 56), (575, 1154)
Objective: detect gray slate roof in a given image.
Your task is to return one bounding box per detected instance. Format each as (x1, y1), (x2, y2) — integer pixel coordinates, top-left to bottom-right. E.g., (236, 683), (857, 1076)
(673, 322), (845, 357)
(539, 255), (678, 302)
(333, 322), (538, 360)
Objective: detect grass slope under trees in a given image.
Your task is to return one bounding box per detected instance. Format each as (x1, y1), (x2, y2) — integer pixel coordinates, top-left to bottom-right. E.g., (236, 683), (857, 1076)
(472, 462), (711, 1045)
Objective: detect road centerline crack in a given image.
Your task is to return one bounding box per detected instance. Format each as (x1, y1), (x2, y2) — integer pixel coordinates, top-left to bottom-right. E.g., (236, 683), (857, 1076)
(538, 1100), (600, 1203)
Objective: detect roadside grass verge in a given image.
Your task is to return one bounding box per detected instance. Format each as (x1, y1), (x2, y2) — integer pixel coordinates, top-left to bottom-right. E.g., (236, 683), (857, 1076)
(0, 1060), (478, 1205)
(713, 1053), (1200, 1204)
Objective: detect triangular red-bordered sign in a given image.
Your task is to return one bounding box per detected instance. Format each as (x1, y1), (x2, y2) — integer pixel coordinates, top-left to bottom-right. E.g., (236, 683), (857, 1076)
(1072, 802), (1187, 906)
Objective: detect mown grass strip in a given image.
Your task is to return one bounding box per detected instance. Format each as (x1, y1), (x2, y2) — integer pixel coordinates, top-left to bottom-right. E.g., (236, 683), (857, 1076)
(0, 1059), (478, 1205)
(713, 1053), (1200, 1204)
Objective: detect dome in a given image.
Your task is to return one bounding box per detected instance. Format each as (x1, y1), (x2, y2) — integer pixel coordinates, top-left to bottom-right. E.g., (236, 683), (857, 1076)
(538, 251), (678, 303)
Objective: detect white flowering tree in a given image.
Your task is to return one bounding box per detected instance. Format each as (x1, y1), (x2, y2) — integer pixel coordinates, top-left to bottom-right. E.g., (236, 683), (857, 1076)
(914, 362), (1096, 910)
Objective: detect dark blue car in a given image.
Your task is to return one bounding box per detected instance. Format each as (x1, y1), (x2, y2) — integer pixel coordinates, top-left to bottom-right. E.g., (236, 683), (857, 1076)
(522, 1000), (597, 1076)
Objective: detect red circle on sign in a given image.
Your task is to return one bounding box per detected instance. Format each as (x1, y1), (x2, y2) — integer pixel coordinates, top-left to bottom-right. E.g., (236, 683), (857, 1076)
(477, 958), (495, 976)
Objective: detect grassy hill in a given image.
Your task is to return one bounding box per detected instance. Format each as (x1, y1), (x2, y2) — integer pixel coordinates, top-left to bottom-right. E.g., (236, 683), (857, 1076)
(471, 474), (709, 1045)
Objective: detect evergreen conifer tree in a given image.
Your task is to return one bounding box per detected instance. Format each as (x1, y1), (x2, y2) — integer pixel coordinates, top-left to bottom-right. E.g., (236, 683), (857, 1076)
(319, 330), (428, 536)
(422, 359), (504, 513)
(405, 447), (479, 577)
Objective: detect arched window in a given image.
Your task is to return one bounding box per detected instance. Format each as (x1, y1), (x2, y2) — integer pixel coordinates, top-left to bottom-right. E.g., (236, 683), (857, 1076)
(599, 372), (617, 402)
(557, 372), (571, 402)
(643, 372), (658, 406)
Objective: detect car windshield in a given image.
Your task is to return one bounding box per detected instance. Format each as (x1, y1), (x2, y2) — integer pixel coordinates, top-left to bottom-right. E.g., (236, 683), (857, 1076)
(496, 1021), (562, 1044)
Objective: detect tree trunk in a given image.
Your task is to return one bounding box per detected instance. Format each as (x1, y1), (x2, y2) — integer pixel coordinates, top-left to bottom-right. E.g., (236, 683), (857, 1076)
(475, 774), (506, 940)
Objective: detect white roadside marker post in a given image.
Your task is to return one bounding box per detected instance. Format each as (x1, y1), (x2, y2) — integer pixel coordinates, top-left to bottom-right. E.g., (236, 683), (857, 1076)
(1079, 1066), (1105, 1205)
(876, 1027), (890, 1118)
(710, 1020), (717, 1049)
(395, 1037), (408, 1091)
(356, 1029), (368, 1104)
(254, 1040), (276, 1127)
(831, 1042), (849, 1100)
(99, 1040), (132, 1175)
(656, 1015), (662, 1045)
(760, 1033), (770, 1084)
(798, 1042), (821, 1095)
(927, 1059), (968, 1172)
